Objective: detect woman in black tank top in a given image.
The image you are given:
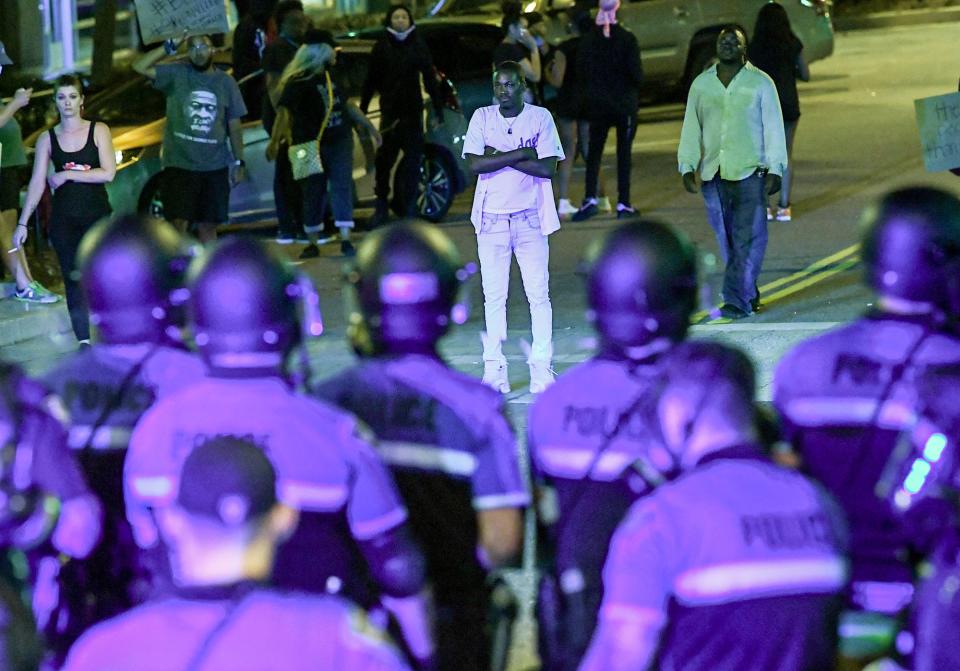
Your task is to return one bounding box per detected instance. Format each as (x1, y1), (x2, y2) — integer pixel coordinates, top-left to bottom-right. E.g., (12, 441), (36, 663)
(16, 74), (116, 343)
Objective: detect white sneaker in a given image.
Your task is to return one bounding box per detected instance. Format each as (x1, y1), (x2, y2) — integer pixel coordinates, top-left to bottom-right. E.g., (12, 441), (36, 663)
(529, 360), (555, 394)
(597, 197), (612, 213)
(482, 361), (511, 394)
(557, 198), (577, 218)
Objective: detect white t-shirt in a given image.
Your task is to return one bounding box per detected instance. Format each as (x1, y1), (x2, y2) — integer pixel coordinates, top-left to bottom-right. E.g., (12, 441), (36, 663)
(462, 103), (564, 214)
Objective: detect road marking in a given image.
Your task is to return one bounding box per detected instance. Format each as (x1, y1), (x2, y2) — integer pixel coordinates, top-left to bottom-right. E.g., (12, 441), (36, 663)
(761, 257), (859, 305)
(690, 322), (842, 333)
(695, 243), (861, 323)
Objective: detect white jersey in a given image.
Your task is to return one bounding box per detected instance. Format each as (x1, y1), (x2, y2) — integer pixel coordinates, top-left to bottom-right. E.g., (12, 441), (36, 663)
(463, 103), (563, 231)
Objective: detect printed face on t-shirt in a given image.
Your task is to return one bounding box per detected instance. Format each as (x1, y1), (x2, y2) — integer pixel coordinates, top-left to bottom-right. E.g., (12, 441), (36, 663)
(184, 90), (219, 135)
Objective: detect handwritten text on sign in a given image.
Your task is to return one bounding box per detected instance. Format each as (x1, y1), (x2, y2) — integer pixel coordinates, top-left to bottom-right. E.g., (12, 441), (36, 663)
(915, 91), (960, 173)
(134, 0), (228, 44)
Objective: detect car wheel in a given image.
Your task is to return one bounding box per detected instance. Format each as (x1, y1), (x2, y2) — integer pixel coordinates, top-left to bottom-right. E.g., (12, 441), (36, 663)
(138, 175), (165, 219)
(416, 151), (455, 223)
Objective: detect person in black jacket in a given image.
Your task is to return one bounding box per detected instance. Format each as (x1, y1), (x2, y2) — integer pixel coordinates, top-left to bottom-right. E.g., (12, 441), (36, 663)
(572, 0), (643, 222)
(232, 0), (277, 119)
(361, 4), (444, 226)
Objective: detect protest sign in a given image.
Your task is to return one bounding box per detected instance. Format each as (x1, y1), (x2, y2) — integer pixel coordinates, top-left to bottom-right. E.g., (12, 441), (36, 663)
(915, 91), (960, 173)
(134, 0), (228, 45)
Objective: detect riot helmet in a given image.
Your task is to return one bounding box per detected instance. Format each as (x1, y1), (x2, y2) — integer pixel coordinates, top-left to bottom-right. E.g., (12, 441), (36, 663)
(188, 237), (322, 371)
(78, 215), (196, 345)
(861, 186), (960, 317)
(645, 341), (759, 481)
(346, 222), (470, 356)
(583, 220), (697, 356)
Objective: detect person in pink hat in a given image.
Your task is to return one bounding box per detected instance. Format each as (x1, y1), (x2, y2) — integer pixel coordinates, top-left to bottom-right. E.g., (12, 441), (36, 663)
(571, 0), (643, 222)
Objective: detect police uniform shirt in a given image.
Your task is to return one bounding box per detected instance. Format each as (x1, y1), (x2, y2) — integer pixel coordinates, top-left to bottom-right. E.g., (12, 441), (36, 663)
(314, 354), (529, 599)
(528, 356), (669, 584)
(62, 588), (411, 671)
(43, 344), (207, 510)
(774, 313), (960, 590)
(586, 451), (848, 671)
(125, 376), (408, 597)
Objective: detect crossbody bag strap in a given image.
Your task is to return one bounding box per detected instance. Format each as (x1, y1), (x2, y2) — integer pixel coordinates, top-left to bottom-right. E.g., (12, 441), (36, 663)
(315, 71), (335, 149)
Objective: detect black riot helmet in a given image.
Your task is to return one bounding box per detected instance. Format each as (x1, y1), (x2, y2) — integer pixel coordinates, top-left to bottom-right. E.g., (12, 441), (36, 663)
(583, 220), (698, 355)
(78, 215), (196, 345)
(861, 186), (960, 317)
(188, 237), (321, 371)
(347, 222), (469, 356)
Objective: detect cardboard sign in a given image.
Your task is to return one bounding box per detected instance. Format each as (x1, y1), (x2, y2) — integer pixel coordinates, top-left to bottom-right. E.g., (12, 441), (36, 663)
(915, 91), (960, 173)
(134, 0), (229, 44)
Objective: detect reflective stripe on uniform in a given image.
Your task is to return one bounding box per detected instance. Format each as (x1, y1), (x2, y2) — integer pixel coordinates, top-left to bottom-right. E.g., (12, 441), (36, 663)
(68, 425), (133, 451)
(781, 397), (916, 430)
(674, 557), (849, 606)
(473, 491), (530, 510)
(350, 506), (408, 541)
(535, 445), (638, 481)
(279, 481), (350, 510)
(377, 441), (478, 477)
(130, 475), (175, 501)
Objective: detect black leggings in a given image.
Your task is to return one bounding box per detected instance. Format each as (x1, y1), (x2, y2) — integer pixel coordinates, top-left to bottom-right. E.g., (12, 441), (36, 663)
(50, 214), (101, 341)
(585, 113), (637, 206)
(374, 111), (425, 216)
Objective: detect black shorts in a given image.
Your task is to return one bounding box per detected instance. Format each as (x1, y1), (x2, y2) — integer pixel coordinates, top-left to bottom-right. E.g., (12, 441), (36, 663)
(162, 167), (230, 224)
(0, 168), (23, 212)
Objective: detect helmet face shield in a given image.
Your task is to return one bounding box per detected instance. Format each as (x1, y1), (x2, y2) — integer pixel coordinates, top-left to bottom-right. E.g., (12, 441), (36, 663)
(345, 223), (473, 356)
(188, 238), (322, 371)
(583, 220), (698, 355)
(79, 215), (198, 345)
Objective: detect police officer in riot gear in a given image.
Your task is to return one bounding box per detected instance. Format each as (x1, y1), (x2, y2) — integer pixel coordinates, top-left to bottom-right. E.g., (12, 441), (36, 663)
(314, 222), (529, 671)
(41, 215), (206, 652)
(124, 237), (436, 669)
(581, 341), (848, 671)
(774, 186), (960, 667)
(527, 219), (697, 670)
(65, 437), (413, 671)
(0, 359), (101, 669)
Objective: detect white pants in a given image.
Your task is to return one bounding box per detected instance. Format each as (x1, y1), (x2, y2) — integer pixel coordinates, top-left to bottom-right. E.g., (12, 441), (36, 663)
(477, 208), (553, 363)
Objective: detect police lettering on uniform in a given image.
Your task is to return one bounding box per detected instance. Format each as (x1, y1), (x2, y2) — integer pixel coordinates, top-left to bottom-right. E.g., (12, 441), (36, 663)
(123, 238), (435, 668)
(313, 222), (528, 671)
(581, 341), (848, 671)
(773, 187), (960, 666)
(527, 220), (698, 670)
(41, 215), (205, 647)
(64, 437), (412, 671)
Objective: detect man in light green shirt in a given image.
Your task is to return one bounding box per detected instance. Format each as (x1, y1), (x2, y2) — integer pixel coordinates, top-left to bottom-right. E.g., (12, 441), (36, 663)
(677, 26), (787, 320)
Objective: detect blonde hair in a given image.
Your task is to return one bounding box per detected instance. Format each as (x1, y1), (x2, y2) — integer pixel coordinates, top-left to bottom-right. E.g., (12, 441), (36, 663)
(278, 42), (335, 93)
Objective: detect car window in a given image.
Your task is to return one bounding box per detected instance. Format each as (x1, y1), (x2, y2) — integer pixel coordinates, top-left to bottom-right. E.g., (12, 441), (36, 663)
(457, 27), (503, 80)
(87, 77), (166, 126)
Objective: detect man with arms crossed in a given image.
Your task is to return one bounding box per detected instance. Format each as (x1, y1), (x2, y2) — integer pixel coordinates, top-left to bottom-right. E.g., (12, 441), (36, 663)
(463, 61), (563, 395)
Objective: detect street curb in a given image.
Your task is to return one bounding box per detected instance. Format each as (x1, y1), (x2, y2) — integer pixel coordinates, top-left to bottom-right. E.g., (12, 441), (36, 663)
(0, 300), (71, 349)
(834, 5), (960, 31)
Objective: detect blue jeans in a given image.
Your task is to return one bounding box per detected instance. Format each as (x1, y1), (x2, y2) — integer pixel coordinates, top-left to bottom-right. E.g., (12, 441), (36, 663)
(701, 172), (767, 312)
(299, 134), (355, 234)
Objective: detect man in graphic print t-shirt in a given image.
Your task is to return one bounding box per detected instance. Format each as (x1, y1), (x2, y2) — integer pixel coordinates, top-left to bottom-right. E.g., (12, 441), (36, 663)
(462, 60), (564, 396)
